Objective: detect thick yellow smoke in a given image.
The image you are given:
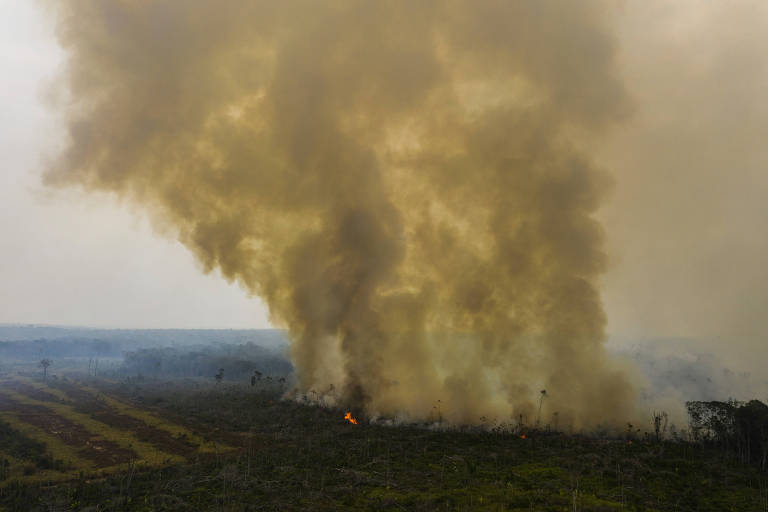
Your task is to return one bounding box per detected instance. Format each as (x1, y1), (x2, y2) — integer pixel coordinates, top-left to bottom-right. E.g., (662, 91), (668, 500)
(45, 1), (634, 427)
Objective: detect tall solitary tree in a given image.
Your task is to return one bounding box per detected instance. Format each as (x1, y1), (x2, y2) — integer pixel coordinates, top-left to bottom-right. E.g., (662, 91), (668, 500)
(39, 359), (52, 381)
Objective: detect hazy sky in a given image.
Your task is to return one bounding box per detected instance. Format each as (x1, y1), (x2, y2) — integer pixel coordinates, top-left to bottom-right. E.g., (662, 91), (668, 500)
(2, 0), (767, 362)
(598, 1), (768, 361)
(0, 0), (270, 328)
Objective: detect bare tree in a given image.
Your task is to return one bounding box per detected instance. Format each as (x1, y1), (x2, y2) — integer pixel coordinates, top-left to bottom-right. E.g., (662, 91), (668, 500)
(537, 389), (547, 426)
(652, 411), (668, 442)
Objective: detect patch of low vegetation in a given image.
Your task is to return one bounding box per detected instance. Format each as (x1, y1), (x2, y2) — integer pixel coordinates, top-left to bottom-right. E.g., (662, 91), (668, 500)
(3, 376), (767, 511)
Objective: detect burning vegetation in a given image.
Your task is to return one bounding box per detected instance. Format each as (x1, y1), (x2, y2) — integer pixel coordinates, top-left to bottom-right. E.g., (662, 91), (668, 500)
(344, 412), (359, 425)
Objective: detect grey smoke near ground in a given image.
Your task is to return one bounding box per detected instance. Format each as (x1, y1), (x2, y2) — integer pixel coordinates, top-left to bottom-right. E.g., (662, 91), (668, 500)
(599, 1), (768, 378)
(610, 338), (768, 428)
(43, 0), (637, 427)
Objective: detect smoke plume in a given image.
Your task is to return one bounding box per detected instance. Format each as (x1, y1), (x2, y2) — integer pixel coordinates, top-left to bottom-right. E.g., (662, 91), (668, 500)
(45, 1), (634, 427)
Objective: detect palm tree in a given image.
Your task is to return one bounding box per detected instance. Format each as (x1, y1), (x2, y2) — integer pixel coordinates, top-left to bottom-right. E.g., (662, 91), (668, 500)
(39, 359), (52, 381)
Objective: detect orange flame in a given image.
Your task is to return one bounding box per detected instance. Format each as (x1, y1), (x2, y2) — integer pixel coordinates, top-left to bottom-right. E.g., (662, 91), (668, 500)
(520, 434), (527, 439)
(344, 412), (358, 425)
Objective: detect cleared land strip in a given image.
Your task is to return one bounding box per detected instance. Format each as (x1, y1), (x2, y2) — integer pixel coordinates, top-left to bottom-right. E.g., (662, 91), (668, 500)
(0, 415), (79, 484)
(16, 377), (218, 457)
(39, 378), (219, 453)
(0, 394), (100, 471)
(5, 380), (70, 404)
(0, 389), (181, 470)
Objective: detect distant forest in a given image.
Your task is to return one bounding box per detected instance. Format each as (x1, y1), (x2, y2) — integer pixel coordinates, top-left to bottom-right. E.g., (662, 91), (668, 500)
(121, 343), (292, 381)
(0, 325), (292, 382)
(0, 325), (287, 347)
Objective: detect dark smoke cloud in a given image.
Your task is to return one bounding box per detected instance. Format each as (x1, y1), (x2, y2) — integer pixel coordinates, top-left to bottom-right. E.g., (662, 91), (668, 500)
(45, 0), (635, 427)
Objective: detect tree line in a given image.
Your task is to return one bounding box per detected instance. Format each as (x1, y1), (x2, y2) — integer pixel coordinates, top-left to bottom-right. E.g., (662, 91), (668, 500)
(687, 399), (768, 470)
